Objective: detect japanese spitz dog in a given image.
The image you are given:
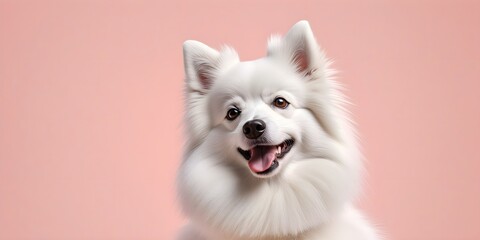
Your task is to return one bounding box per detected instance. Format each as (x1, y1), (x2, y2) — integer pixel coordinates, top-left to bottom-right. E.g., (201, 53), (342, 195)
(177, 21), (380, 240)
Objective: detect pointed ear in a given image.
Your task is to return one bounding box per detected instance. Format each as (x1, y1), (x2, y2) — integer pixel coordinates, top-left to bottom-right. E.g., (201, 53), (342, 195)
(268, 20), (324, 78)
(183, 40), (221, 92)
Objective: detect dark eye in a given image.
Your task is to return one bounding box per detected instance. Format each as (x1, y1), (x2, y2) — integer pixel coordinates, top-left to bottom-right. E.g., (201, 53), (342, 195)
(226, 108), (241, 120)
(273, 97), (289, 109)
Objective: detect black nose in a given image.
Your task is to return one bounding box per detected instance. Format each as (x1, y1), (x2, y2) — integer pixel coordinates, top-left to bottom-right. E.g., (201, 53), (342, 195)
(243, 119), (266, 139)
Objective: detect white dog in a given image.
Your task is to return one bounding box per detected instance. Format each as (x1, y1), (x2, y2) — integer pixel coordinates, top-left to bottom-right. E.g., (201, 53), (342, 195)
(177, 20), (380, 240)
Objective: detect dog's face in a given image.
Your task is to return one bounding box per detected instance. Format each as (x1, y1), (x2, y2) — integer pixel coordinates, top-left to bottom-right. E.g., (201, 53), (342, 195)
(183, 21), (338, 179)
(207, 59), (306, 178)
(179, 21), (361, 237)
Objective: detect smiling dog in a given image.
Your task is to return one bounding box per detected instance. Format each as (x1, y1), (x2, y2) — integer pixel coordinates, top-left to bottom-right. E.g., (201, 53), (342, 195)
(177, 21), (380, 240)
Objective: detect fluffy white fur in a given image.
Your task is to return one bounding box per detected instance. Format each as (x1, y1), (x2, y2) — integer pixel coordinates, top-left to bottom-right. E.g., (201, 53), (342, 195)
(177, 21), (380, 240)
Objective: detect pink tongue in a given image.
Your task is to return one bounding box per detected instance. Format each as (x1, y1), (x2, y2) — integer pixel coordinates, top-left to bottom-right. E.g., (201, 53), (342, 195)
(248, 146), (277, 173)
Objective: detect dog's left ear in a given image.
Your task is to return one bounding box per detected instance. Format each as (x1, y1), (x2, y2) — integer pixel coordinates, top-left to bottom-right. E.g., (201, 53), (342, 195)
(268, 20), (324, 79)
(183, 40), (220, 92)
(183, 40), (239, 93)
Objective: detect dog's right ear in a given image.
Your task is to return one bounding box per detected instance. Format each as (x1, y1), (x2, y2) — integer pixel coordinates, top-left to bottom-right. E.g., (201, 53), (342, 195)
(183, 40), (226, 93)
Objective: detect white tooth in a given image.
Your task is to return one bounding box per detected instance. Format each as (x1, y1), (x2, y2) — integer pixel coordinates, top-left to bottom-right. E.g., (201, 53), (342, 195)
(277, 146), (281, 153)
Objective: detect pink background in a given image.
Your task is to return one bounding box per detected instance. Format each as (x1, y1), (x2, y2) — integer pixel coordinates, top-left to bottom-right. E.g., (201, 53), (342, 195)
(1, 1), (479, 239)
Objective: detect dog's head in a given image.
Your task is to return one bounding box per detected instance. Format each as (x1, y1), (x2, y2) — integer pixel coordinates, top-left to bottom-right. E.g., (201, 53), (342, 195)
(183, 21), (352, 178)
(179, 21), (362, 237)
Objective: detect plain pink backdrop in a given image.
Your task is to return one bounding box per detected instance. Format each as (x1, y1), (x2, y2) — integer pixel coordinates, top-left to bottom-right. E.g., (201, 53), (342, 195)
(1, 1), (479, 239)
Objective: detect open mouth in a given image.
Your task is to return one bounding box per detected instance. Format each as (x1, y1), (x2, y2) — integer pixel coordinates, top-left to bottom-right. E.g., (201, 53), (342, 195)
(237, 139), (295, 175)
